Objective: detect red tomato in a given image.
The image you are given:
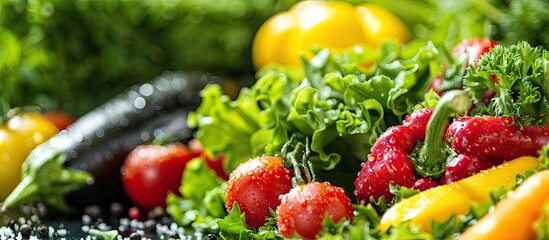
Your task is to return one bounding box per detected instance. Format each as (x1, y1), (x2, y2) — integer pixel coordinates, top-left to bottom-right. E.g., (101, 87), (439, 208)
(41, 111), (76, 130)
(225, 155), (293, 229)
(276, 182), (354, 239)
(204, 154), (230, 180)
(189, 139), (230, 180)
(121, 143), (200, 210)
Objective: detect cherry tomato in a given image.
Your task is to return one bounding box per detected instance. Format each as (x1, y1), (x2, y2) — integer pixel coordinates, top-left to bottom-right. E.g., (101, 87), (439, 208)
(276, 182), (354, 239)
(0, 112), (59, 200)
(41, 111), (76, 130)
(189, 139), (230, 180)
(225, 155), (293, 229)
(121, 143), (200, 210)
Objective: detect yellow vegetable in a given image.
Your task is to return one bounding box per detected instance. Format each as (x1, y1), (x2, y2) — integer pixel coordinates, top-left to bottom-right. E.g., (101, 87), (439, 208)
(458, 170), (549, 240)
(378, 156), (541, 233)
(0, 112), (59, 199)
(251, 1), (410, 70)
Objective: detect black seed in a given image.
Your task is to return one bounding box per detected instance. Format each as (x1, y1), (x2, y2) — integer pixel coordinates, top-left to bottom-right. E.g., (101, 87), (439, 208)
(161, 216), (174, 225)
(37, 203), (48, 216)
(129, 232), (141, 240)
(20, 205), (31, 215)
(110, 202), (125, 217)
(38, 224), (49, 237)
(20, 224), (32, 237)
(85, 205), (102, 219)
(7, 218), (16, 231)
(144, 219), (156, 233)
(169, 232), (180, 239)
(205, 233), (217, 240)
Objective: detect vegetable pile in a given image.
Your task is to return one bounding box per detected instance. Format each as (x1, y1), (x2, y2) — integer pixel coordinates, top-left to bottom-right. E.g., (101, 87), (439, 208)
(0, 0), (548, 239)
(171, 38), (547, 238)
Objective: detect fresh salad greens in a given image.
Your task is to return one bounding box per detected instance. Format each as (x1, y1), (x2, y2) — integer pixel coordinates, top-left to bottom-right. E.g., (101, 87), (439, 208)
(188, 41), (440, 193)
(172, 39), (549, 239)
(465, 41), (549, 125)
(167, 158), (226, 232)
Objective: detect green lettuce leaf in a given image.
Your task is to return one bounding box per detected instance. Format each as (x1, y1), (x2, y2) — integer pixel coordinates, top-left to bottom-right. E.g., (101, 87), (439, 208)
(166, 158), (226, 232)
(189, 41), (440, 195)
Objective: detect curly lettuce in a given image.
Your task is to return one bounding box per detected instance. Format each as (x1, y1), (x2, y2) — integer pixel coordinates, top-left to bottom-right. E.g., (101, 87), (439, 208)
(188, 41), (440, 188)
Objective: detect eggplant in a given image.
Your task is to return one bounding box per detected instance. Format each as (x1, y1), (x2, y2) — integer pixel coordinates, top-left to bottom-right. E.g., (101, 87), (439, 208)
(2, 71), (215, 212)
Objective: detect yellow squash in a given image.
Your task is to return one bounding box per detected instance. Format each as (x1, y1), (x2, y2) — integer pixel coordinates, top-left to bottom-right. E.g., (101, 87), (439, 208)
(459, 169), (549, 240)
(378, 156), (541, 232)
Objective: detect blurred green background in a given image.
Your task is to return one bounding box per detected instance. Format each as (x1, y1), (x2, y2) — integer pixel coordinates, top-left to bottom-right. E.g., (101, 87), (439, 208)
(1, 0), (546, 116)
(0, 0), (298, 115)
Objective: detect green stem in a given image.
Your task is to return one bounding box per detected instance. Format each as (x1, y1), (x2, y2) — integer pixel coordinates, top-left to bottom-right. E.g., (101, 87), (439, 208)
(414, 90), (472, 178)
(2, 146), (94, 211)
(464, 0), (504, 24)
(281, 135), (316, 187)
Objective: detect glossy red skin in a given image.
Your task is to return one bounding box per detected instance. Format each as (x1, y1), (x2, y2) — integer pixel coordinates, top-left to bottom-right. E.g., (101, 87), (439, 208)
(204, 154), (230, 180)
(355, 125), (420, 205)
(189, 139), (230, 180)
(430, 38), (499, 101)
(438, 154), (500, 185)
(121, 143), (200, 210)
(355, 109), (435, 204)
(446, 116), (549, 162)
(402, 107), (434, 140)
(173, 139), (231, 186)
(277, 182), (353, 240)
(225, 156), (293, 229)
(412, 177), (439, 191)
(41, 111), (76, 130)
(452, 38), (499, 66)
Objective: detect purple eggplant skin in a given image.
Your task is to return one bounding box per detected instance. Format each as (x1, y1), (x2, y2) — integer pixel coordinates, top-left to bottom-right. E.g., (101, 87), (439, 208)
(2, 71), (217, 212)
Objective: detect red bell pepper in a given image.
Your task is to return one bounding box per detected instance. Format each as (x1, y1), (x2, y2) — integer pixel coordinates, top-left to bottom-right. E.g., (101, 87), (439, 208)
(355, 90), (549, 204)
(440, 115), (549, 183)
(354, 91), (471, 204)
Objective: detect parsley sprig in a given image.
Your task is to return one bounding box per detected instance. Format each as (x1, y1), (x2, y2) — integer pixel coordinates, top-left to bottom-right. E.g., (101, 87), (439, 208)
(465, 41), (549, 126)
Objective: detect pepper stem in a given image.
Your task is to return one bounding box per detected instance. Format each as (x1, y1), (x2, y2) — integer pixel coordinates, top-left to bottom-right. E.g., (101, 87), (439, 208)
(414, 90), (472, 178)
(2, 146), (94, 212)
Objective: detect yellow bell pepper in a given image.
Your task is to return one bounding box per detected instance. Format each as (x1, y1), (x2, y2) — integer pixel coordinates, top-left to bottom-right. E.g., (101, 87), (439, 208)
(378, 156), (541, 233)
(251, 1), (410, 70)
(459, 169), (549, 240)
(0, 112), (59, 200)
